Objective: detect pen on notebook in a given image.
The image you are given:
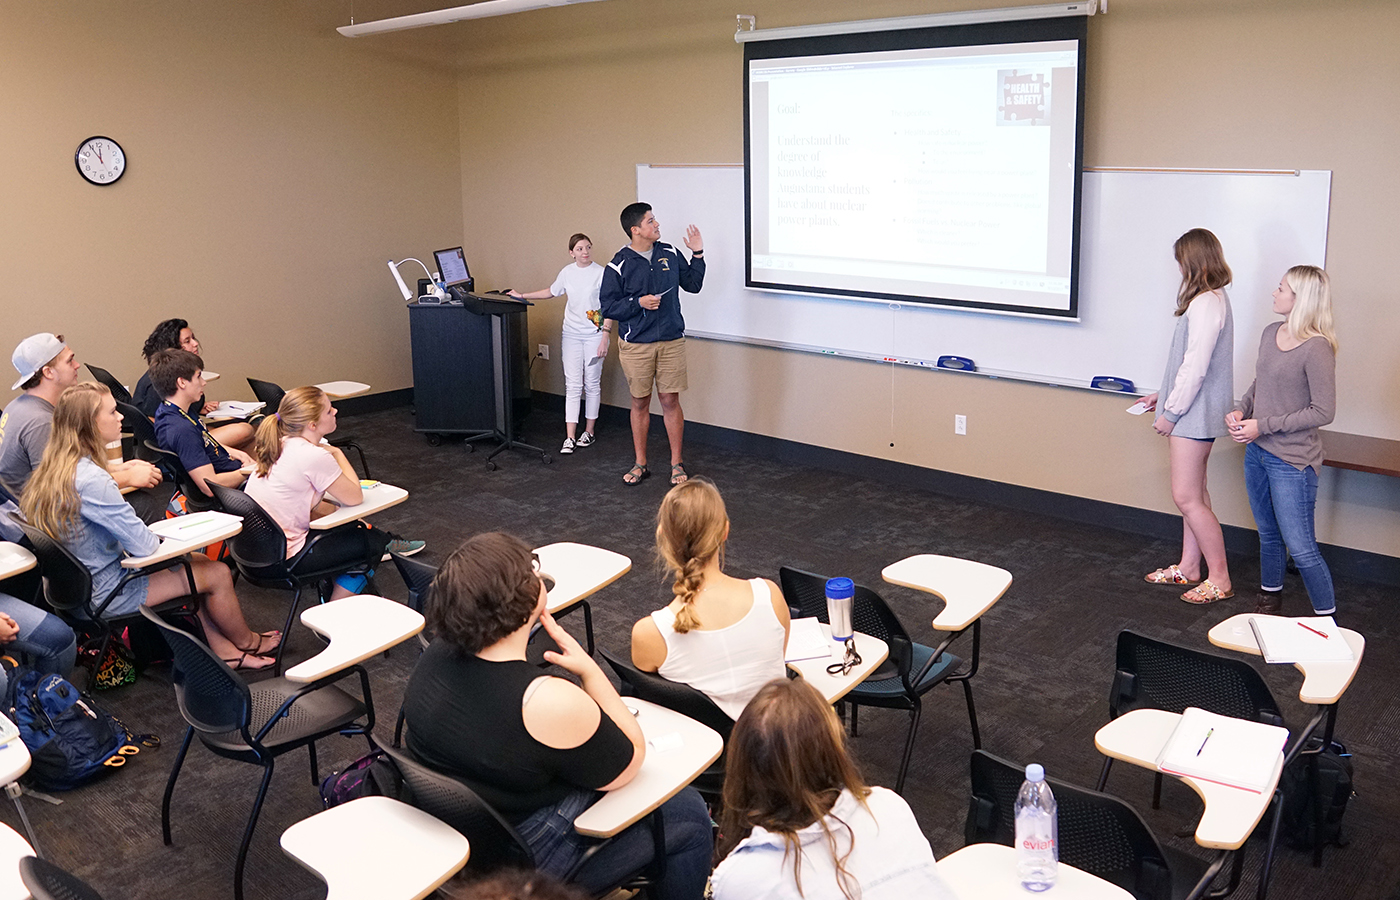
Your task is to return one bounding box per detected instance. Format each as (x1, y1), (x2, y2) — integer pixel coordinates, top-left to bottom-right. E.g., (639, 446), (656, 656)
(1298, 622), (1329, 639)
(1196, 728), (1214, 756)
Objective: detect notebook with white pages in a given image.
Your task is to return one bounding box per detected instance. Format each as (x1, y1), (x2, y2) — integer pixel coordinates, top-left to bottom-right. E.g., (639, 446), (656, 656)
(1247, 616), (1354, 664)
(784, 617), (833, 662)
(1155, 707), (1289, 793)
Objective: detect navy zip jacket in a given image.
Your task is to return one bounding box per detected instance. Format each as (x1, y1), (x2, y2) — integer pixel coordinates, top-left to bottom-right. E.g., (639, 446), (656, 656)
(599, 242), (705, 344)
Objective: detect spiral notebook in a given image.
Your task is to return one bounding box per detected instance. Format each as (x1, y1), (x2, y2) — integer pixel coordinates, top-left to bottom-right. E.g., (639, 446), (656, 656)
(1247, 616), (1353, 664)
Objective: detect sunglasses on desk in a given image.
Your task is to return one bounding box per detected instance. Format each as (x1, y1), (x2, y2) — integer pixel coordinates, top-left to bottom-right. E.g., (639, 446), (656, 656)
(826, 637), (862, 676)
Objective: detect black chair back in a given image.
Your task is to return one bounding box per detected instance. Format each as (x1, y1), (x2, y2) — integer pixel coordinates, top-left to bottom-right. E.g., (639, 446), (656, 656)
(598, 648), (734, 740)
(138, 606), (252, 736)
(247, 378), (287, 410)
(380, 744), (535, 873)
(1110, 630), (1284, 727)
(85, 363), (133, 405)
(779, 566), (911, 682)
(207, 483), (289, 571)
(143, 441), (222, 513)
(116, 400), (163, 466)
(390, 552), (437, 615)
(20, 855), (106, 900)
(967, 749), (1186, 900)
(15, 520), (94, 618)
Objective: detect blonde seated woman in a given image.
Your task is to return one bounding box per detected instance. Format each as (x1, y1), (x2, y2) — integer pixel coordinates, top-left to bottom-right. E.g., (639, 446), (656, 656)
(20, 383), (279, 670)
(630, 478), (790, 719)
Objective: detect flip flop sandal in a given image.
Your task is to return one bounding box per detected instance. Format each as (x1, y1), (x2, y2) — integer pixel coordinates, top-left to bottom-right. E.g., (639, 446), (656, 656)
(623, 464), (650, 486)
(221, 652), (276, 671)
(237, 631), (282, 657)
(1181, 580), (1235, 604)
(1144, 565), (1195, 585)
(670, 463), (689, 486)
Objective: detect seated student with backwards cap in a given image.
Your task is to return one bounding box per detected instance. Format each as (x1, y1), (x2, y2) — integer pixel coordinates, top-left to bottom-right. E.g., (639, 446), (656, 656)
(149, 349), (253, 496)
(131, 318), (256, 452)
(1, 333), (169, 523)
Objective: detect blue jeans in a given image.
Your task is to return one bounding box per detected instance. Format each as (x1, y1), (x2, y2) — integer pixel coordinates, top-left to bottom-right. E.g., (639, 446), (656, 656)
(516, 786), (712, 900)
(1244, 443), (1336, 614)
(0, 593), (78, 695)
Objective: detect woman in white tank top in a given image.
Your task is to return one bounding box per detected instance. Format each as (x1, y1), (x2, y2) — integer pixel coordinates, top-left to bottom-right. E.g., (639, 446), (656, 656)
(631, 479), (790, 720)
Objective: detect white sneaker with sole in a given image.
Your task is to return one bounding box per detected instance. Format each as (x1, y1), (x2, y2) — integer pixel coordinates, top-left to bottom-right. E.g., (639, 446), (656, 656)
(575, 431), (594, 448)
(560, 437), (575, 454)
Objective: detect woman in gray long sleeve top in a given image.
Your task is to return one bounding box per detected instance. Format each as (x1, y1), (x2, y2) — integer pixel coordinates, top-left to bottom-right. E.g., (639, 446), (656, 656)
(1226, 266), (1338, 616)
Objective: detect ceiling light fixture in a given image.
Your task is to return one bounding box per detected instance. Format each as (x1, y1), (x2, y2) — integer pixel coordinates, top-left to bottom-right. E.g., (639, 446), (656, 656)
(337, 0), (611, 37)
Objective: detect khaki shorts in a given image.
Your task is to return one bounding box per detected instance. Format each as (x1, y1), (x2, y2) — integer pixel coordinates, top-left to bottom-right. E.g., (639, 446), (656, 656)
(618, 337), (688, 397)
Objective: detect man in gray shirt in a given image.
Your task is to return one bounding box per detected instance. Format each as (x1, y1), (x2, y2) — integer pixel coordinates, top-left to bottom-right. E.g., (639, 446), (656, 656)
(1, 333), (167, 521)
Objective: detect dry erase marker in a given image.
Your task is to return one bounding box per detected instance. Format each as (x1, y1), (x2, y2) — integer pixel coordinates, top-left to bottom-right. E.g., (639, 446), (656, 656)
(1196, 728), (1214, 756)
(1298, 622), (1329, 639)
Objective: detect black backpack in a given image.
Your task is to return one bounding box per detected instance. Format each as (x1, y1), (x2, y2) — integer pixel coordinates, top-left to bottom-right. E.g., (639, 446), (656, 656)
(4, 667), (145, 791)
(1278, 737), (1353, 851)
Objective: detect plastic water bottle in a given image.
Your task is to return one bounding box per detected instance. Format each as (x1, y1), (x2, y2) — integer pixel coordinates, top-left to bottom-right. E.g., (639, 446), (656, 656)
(1015, 763), (1058, 891)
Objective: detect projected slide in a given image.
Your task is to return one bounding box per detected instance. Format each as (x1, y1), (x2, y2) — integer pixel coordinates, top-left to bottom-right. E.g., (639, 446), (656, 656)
(747, 30), (1084, 317)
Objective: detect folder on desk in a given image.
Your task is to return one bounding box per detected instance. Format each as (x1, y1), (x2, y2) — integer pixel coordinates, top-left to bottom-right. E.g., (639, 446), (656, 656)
(1156, 707), (1288, 793)
(1248, 616), (1354, 664)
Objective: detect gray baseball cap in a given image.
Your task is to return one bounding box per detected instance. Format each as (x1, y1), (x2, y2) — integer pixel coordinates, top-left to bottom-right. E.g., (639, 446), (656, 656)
(11, 333), (66, 391)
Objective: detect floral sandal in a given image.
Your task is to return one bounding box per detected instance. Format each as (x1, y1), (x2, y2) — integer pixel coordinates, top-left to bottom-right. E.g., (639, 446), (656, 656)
(1144, 565), (1195, 585)
(1181, 580), (1235, 604)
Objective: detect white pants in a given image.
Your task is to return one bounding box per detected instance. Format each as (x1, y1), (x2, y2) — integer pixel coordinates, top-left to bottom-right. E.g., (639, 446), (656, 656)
(561, 332), (602, 425)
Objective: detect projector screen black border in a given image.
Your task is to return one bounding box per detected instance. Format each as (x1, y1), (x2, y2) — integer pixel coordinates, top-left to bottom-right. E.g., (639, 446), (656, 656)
(742, 15), (1088, 320)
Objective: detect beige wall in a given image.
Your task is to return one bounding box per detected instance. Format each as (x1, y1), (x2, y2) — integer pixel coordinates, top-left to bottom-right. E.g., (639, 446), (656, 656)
(453, 0), (1400, 559)
(0, 1), (462, 399)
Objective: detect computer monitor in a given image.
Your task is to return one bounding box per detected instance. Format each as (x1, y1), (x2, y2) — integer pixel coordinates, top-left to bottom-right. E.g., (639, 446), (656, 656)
(433, 246), (472, 289)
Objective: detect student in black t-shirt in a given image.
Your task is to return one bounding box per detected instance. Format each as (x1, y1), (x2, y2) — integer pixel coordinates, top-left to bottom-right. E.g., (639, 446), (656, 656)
(402, 533), (712, 899)
(133, 318), (255, 452)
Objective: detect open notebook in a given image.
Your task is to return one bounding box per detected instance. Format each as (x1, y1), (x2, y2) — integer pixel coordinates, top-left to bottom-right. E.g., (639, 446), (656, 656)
(1156, 707), (1289, 793)
(148, 512), (236, 545)
(1248, 616), (1354, 664)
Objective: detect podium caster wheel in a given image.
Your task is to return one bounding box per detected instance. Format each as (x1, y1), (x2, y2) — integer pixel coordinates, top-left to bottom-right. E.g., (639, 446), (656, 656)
(542, 455), (552, 465)
(486, 460), (497, 471)
(426, 434), (442, 447)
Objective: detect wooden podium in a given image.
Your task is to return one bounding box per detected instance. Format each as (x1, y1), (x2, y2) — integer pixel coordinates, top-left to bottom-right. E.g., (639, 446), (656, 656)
(407, 293), (547, 467)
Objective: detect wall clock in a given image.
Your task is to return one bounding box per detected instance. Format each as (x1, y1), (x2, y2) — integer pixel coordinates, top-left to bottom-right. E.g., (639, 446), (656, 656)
(75, 136), (126, 185)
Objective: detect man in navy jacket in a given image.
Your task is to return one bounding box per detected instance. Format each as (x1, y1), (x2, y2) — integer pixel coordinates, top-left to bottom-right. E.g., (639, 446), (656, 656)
(599, 202), (705, 486)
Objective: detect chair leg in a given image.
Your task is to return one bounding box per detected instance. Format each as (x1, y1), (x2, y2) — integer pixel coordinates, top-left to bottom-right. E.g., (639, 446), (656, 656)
(849, 702), (859, 737)
(961, 678), (981, 749)
(1152, 771), (1163, 809)
(581, 601), (594, 656)
(1257, 790), (1285, 900)
(234, 761), (277, 900)
(276, 585), (305, 675)
(162, 727), (196, 845)
(1096, 757), (1113, 792)
(894, 703), (923, 795)
(308, 741), (321, 785)
(394, 705), (407, 748)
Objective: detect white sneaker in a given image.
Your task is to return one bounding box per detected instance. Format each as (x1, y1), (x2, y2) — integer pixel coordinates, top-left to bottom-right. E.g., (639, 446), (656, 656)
(575, 432), (594, 448)
(560, 437), (575, 454)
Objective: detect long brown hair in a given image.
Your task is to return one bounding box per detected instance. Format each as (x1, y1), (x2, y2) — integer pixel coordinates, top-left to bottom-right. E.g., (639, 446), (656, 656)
(718, 678), (872, 899)
(251, 386), (328, 477)
(20, 382), (113, 539)
(655, 478), (727, 633)
(1173, 228), (1232, 316)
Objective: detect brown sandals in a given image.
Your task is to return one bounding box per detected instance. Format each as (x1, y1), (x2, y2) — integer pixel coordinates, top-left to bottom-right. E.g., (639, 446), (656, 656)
(1180, 580), (1235, 604)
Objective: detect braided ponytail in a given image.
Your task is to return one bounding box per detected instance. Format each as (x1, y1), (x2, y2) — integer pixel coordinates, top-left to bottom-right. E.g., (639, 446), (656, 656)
(655, 478), (728, 634)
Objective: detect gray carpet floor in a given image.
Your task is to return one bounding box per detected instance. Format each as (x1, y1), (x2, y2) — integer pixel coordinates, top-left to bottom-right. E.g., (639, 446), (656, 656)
(12, 402), (1397, 899)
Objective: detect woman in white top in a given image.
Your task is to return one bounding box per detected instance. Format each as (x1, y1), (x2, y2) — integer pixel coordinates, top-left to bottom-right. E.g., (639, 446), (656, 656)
(1141, 228), (1235, 604)
(630, 478), (789, 719)
(510, 233), (610, 455)
(712, 678), (956, 900)
(244, 386), (392, 600)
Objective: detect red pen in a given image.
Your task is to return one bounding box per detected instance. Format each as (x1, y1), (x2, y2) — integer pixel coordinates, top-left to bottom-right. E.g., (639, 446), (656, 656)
(1298, 622), (1329, 640)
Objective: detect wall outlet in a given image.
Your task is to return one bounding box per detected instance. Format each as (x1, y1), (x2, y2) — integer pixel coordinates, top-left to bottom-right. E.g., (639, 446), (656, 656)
(955, 414), (967, 435)
(537, 343), (549, 360)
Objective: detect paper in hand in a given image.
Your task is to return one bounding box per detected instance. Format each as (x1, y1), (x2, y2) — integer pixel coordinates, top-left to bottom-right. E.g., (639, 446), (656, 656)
(1126, 400), (1152, 416)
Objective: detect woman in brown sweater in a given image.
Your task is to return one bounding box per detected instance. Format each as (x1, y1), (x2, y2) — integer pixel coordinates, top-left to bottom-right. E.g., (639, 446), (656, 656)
(1226, 266), (1337, 615)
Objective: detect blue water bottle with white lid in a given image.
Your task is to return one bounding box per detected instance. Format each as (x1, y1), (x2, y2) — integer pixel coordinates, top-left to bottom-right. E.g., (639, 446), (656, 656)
(824, 577), (855, 643)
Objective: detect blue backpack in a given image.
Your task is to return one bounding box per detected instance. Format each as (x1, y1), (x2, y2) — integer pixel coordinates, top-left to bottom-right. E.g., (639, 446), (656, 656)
(4, 669), (139, 791)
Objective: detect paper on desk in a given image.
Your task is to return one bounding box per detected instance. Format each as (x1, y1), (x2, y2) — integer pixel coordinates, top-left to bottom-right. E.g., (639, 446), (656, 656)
(1248, 616), (1354, 664)
(785, 618), (833, 662)
(206, 400), (264, 419)
(149, 512), (229, 544)
(1156, 707), (1288, 793)
(647, 732), (684, 753)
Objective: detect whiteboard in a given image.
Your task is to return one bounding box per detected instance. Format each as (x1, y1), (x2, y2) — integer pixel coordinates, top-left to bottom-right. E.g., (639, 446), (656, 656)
(637, 164), (1331, 398)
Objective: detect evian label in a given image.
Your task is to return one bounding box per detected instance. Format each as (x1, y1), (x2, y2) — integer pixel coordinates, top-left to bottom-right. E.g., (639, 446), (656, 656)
(1020, 836), (1056, 851)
